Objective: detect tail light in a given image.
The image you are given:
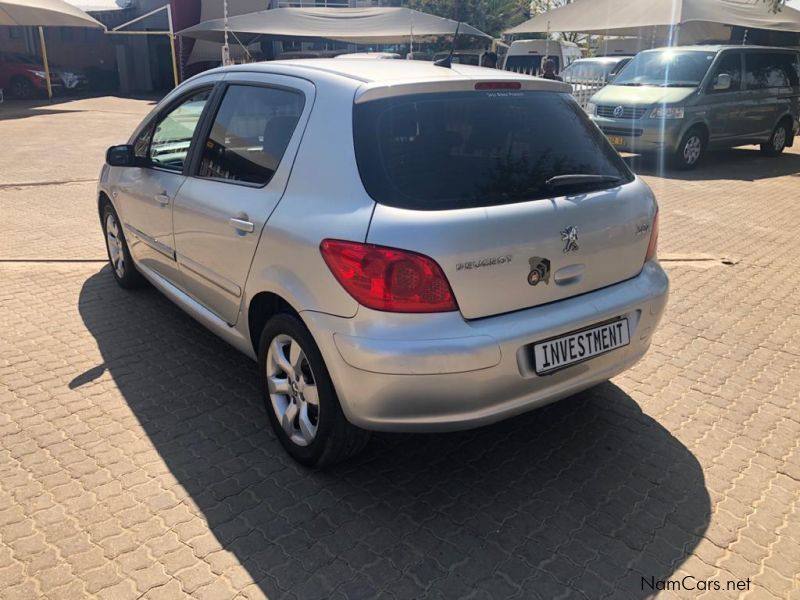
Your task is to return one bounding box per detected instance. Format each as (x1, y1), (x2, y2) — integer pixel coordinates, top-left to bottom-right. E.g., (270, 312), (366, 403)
(645, 207), (659, 262)
(320, 239), (458, 313)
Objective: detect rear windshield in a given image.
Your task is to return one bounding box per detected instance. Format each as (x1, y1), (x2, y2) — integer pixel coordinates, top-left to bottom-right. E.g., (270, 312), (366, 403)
(353, 90), (632, 211)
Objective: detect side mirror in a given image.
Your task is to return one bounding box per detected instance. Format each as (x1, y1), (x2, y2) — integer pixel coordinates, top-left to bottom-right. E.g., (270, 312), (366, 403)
(713, 73), (731, 91)
(106, 144), (137, 167)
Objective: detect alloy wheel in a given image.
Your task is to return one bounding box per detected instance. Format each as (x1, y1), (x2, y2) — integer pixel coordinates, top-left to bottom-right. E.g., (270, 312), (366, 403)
(266, 334), (320, 447)
(683, 135), (702, 166)
(11, 79), (32, 99)
(105, 212), (125, 278)
(773, 126), (787, 152)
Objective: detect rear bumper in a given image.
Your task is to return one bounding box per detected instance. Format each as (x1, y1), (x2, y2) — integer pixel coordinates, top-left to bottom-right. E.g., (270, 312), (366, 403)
(302, 261), (669, 432)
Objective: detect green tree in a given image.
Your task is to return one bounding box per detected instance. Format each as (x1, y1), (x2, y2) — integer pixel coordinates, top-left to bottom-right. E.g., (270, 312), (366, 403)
(408, 0), (530, 38)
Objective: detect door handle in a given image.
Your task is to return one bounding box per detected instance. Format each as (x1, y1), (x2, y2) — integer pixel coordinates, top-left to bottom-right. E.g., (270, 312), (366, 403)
(155, 191), (170, 206)
(229, 217), (255, 233)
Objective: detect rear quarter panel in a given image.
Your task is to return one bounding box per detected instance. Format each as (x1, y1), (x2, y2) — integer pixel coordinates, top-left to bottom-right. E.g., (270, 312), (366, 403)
(243, 72), (375, 319)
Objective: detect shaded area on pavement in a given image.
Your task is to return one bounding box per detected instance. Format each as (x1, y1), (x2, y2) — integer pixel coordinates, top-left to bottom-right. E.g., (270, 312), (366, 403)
(77, 266), (710, 599)
(625, 147), (800, 182)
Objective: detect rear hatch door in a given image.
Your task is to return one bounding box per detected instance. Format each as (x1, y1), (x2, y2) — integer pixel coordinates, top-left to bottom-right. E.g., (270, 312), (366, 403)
(355, 84), (656, 320)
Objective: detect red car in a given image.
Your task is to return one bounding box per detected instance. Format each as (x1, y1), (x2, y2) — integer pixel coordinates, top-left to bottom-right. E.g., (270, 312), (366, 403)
(0, 51), (63, 99)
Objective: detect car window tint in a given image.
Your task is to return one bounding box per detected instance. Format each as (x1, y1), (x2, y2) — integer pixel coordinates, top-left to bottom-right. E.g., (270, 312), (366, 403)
(198, 85), (304, 185)
(709, 52), (741, 92)
(776, 52), (800, 86)
(354, 90), (633, 211)
(745, 52), (796, 89)
(149, 89), (211, 171)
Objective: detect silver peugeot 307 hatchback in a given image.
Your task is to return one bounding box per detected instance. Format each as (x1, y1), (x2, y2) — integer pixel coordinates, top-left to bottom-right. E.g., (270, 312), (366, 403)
(99, 60), (668, 466)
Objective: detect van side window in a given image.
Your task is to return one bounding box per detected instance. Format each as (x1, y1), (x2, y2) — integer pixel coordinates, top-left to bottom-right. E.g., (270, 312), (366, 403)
(709, 52), (741, 93)
(197, 85), (304, 185)
(745, 52), (797, 89)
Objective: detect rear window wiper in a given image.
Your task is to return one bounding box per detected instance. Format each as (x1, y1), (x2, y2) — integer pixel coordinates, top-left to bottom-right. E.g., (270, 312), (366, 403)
(545, 174), (623, 189)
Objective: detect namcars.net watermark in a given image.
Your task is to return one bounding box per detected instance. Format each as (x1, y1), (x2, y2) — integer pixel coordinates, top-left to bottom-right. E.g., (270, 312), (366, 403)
(642, 575), (751, 593)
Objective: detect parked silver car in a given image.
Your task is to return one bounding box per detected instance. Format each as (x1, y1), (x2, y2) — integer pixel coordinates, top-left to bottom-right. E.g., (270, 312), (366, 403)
(99, 60), (668, 466)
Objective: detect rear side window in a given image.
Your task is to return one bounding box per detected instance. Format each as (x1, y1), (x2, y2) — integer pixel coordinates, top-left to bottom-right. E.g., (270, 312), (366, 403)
(745, 52), (799, 89)
(505, 55), (559, 73)
(198, 84), (304, 185)
(353, 90), (633, 211)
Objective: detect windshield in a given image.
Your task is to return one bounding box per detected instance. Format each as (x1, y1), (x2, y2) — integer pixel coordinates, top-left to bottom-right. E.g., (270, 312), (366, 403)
(353, 90), (633, 211)
(612, 50), (716, 87)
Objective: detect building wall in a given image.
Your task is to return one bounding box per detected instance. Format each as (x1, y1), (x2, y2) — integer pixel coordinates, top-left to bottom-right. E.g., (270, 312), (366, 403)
(0, 0), (186, 95)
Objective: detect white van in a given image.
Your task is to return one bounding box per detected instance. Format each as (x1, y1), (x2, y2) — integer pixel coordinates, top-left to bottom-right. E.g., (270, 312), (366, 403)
(503, 40), (582, 75)
(595, 37), (654, 57)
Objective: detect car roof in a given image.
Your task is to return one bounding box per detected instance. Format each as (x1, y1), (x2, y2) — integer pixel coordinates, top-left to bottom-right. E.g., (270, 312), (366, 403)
(216, 58), (568, 89)
(645, 44), (800, 53)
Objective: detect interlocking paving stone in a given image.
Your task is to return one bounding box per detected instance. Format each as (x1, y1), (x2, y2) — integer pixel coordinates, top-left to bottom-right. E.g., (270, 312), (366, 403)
(1, 97), (799, 598)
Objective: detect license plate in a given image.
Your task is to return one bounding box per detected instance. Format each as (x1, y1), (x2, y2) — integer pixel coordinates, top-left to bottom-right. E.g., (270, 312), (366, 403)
(607, 135), (625, 146)
(532, 318), (630, 375)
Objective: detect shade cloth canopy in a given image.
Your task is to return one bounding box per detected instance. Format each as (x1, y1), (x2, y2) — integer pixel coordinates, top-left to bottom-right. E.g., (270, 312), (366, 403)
(0, 0), (103, 27)
(64, 0), (132, 13)
(179, 7), (491, 45)
(506, 0), (800, 41)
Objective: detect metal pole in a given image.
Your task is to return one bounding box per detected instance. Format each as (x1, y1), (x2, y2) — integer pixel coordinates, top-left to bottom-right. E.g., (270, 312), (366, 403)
(544, 20), (551, 76)
(37, 26), (53, 101)
(409, 13), (413, 58)
(166, 4), (180, 87)
(222, 0), (231, 65)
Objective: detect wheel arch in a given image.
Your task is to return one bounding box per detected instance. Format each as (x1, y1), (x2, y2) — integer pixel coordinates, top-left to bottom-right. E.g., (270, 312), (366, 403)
(684, 120), (710, 142)
(98, 191), (112, 223)
(247, 291), (302, 356)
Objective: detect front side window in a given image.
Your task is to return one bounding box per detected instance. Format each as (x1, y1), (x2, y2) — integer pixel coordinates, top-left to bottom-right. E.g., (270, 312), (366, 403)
(353, 90), (633, 211)
(149, 89), (212, 171)
(708, 52), (742, 93)
(613, 50), (716, 87)
(745, 52), (799, 89)
(198, 85), (304, 185)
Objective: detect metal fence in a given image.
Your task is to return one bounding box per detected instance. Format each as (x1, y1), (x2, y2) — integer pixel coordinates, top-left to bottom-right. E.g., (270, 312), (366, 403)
(502, 68), (607, 112)
(563, 75), (607, 111)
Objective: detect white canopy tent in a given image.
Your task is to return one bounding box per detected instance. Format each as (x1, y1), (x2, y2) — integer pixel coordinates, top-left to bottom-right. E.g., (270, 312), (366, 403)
(0, 0), (104, 99)
(180, 7), (491, 64)
(505, 0), (800, 45)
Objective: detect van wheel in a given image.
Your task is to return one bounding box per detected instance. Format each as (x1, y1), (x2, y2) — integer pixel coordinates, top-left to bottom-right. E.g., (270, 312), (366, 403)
(102, 202), (145, 289)
(761, 121), (789, 157)
(258, 314), (370, 467)
(672, 127), (706, 170)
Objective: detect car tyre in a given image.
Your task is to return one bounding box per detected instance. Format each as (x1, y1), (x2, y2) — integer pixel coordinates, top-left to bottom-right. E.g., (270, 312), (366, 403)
(760, 121), (789, 157)
(102, 202), (145, 289)
(671, 127), (706, 170)
(9, 76), (34, 100)
(259, 313), (370, 467)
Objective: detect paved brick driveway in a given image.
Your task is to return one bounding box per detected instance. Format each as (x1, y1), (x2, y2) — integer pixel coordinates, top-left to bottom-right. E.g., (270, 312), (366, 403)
(1, 97), (798, 599)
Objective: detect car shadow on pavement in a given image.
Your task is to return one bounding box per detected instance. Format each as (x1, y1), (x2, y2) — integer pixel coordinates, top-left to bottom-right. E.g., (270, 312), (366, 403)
(78, 267), (710, 599)
(625, 147), (800, 181)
